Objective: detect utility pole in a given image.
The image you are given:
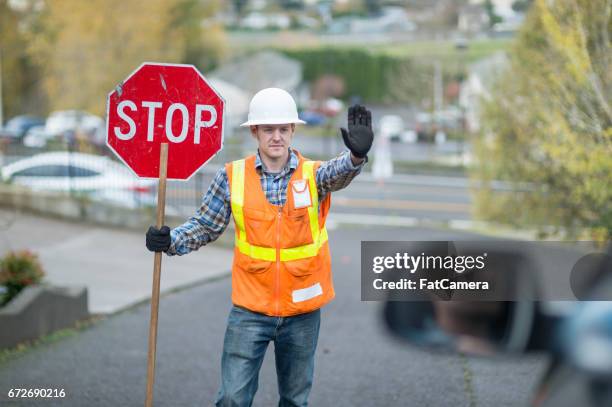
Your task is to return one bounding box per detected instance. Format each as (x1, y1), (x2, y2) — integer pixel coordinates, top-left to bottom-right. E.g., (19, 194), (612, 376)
(433, 60), (443, 125)
(432, 60), (445, 147)
(0, 48), (4, 128)
(0, 48), (4, 169)
(455, 40), (469, 161)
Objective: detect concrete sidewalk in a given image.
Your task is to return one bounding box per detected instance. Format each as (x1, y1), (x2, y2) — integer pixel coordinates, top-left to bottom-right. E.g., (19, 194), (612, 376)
(0, 208), (233, 314)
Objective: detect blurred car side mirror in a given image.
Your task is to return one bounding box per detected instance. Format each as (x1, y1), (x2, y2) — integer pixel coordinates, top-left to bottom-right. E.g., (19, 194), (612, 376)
(384, 300), (537, 356)
(382, 249), (539, 356)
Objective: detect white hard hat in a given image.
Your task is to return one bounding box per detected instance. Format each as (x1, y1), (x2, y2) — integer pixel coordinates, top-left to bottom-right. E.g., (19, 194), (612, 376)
(240, 88), (306, 127)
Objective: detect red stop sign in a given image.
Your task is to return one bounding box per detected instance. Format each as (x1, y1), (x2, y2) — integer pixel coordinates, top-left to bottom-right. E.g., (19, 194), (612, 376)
(106, 63), (225, 180)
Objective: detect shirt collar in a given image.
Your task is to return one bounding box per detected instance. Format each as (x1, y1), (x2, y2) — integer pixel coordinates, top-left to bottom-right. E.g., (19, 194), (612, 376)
(255, 148), (299, 174)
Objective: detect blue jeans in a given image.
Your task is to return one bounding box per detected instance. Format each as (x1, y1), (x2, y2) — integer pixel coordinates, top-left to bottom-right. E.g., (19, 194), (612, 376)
(215, 305), (321, 407)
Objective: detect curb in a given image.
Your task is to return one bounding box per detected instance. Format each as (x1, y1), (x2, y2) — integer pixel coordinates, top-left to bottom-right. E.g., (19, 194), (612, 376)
(0, 285), (89, 349)
(327, 213), (538, 241)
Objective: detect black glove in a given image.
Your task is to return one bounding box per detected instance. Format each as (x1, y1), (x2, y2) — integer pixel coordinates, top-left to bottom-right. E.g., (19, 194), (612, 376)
(340, 104), (374, 159)
(146, 226), (171, 252)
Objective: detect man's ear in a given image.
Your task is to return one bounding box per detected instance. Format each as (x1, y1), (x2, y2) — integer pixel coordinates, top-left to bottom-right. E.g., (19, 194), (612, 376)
(250, 125), (258, 139)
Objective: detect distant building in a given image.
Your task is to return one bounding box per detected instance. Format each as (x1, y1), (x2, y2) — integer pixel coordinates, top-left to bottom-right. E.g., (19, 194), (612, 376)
(207, 78), (250, 130)
(466, 0), (526, 34)
(240, 12), (268, 30)
(239, 12), (291, 30)
(468, 0), (515, 18)
(349, 7), (417, 34)
(211, 51), (303, 97)
(459, 51), (508, 132)
(492, 12), (525, 34)
(458, 4), (490, 33)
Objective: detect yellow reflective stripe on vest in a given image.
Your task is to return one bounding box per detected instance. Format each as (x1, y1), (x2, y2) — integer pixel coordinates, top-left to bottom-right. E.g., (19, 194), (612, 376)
(230, 159), (246, 241)
(237, 238), (276, 262)
(230, 158), (328, 262)
(302, 161), (320, 242)
(231, 158), (274, 261)
(280, 228), (328, 261)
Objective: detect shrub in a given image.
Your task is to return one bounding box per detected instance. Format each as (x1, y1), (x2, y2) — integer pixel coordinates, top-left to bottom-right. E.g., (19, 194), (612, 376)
(280, 47), (415, 103)
(0, 250), (45, 306)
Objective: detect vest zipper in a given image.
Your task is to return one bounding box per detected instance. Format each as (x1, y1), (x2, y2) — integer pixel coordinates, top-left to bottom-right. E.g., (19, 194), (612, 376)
(275, 207), (282, 316)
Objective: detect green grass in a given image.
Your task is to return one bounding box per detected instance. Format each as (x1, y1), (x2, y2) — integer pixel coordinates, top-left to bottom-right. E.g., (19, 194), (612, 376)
(377, 38), (513, 62)
(230, 31), (512, 63)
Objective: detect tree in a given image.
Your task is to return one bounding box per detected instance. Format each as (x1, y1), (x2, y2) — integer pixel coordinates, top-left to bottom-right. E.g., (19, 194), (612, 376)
(484, 0), (503, 27)
(169, 0), (226, 70)
(473, 0), (612, 239)
(364, 0), (382, 16)
(27, 0), (226, 116)
(512, 0), (533, 13)
(278, 0), (304, 10)
(0, 0), (44, 119)
(233, 0), (249, 16)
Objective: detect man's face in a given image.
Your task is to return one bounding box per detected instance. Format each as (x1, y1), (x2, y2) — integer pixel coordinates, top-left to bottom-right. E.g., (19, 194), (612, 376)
(251, 124), (294, 160)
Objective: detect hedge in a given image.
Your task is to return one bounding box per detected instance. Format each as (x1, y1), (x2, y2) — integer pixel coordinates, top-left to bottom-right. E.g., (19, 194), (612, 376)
(280, 47), (434, 104)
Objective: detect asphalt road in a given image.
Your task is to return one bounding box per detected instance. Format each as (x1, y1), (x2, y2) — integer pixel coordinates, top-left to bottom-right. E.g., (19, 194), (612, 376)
(167, 169), (476, 223)
(0, 226), (547, 407)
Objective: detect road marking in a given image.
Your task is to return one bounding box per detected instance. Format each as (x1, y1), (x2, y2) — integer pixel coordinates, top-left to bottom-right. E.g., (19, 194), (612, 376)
(343, 183), (471, 196)
(332, 196), (471, 213)
(326, 213), (481, 229)
(327, 213), (495, 231)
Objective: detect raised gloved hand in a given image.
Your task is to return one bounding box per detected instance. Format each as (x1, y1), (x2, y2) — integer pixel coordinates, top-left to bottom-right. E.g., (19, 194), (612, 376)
(340, 104), (374, 159)
(146, 225), (171, 252)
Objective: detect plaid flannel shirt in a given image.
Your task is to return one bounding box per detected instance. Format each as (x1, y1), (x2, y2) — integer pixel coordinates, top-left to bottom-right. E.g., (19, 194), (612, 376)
(167, 148), (365, 256)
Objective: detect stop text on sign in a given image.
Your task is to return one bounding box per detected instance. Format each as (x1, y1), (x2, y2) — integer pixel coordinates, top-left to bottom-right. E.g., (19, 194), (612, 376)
(106, 63), (224, 180)
(113, 101), (218, 144)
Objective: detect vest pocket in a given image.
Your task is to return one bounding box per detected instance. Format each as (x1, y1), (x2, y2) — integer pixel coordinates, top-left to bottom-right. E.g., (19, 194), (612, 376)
(284, 256), (317, 277)
(235, 251), (272, 274)
(246, 259), (272, 274)
(243, 207), (276, 248)
(281, 208), (314, 249)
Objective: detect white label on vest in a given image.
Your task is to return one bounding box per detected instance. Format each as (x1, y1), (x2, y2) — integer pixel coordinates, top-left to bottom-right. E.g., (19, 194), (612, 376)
(291, 179), (312, 209)
(292, 282), (323, 303)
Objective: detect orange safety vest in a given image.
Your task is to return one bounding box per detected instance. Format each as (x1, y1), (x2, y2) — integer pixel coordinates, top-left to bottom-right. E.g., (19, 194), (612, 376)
(225, 152), (334, 317)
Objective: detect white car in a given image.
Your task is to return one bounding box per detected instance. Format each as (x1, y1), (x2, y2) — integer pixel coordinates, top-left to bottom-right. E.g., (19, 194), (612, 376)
(1, 152), (157, 209)
(400, 129), (418, 144)
(23, 125), (54, 148)
(379, 115), (405, 141)
(45, 110), (104, 139)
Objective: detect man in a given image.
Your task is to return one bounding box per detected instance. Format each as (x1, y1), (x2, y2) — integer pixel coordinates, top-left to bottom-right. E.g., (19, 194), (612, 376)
(146, 87), (374, 406)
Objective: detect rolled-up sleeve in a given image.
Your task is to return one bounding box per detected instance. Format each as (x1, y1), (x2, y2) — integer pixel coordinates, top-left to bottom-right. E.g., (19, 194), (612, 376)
(316, 150), (366, 199)
(166, 168), (232, 256)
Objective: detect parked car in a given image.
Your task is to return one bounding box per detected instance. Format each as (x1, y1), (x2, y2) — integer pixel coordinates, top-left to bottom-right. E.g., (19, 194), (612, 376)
(1, 152), (157, 209)
(22, 125), (55, 148)
(379, 115), (404, 141)
(240, 12), (268, 30)
(0, 115), (46, 143)
(45, 110), (104, 138)
(400, 129), (418, 144)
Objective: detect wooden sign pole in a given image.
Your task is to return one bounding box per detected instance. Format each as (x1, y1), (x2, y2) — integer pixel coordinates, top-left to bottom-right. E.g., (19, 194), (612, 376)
(145, 143), (168, 407)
